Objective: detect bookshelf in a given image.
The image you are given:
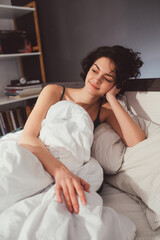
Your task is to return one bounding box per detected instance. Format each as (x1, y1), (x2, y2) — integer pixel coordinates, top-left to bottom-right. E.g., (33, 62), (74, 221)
(0, 1), (45, 136)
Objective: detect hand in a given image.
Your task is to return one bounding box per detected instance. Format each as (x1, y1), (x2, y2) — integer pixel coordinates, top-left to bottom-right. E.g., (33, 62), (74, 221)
(54, 165), (90, 214)
(106, 85), (121, 102)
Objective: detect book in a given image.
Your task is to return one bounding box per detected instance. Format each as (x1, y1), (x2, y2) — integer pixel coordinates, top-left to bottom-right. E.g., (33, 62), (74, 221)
(0, 112), (7, 134)
(16, 108), (24, 127)
(5, 111), (14, 132)
(8, 91), (41, 99)
(5, 83), (42, 90)
(19, 87), (42, 94)
(1, 112), (10, 133)
(12, 109), (20, 129)
(9, 110), (17, 130)
(5, 85), (42, 98)
(0, 117), (5, 136)
(17, 107), (28, 126)
(5, 86), (42, 93)
(0, 125), (2, 137)
(25, 105), (31, 117)
(5, 87), (42, 96)
(20, 107), (28, 124)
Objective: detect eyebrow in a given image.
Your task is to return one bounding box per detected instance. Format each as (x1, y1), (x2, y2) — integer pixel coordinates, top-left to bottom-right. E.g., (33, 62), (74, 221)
(94, 63), (116, 80)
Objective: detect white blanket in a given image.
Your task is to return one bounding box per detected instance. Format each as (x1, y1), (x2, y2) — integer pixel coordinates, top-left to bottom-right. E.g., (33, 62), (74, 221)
(0, 100), (136, 240)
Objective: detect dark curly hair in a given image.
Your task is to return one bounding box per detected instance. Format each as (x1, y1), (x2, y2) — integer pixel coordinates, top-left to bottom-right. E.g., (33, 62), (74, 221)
(80, 45), (143, 89)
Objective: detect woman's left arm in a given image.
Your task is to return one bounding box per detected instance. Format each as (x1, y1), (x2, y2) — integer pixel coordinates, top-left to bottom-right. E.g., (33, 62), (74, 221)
(106, 86), (146, 147)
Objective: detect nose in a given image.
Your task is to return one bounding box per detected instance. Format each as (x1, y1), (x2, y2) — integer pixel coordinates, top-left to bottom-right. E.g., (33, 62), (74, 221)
(94, 74), (102, 84)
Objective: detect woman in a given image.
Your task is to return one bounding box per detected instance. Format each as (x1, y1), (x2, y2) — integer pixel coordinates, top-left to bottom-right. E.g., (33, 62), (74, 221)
(19, 45), (146, 215)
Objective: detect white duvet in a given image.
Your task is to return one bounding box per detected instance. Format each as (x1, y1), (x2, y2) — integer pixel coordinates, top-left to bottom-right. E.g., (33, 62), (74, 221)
(0, 100), (136, 240)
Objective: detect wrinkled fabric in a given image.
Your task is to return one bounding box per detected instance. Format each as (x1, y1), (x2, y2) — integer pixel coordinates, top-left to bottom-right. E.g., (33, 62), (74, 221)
(0, 100), (136, 240)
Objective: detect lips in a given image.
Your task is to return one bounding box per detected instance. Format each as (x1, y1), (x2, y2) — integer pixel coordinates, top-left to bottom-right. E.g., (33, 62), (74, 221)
(89, 81), (99, 90)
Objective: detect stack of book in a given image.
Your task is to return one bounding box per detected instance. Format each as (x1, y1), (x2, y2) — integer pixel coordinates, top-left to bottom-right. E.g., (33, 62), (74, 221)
(4, 80), (43, 99)
(0, 105), (33, 136)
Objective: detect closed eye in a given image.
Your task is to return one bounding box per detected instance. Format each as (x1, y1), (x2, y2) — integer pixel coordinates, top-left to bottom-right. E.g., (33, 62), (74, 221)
(104, 77), (112, 82)
(92, 67), (114, 83)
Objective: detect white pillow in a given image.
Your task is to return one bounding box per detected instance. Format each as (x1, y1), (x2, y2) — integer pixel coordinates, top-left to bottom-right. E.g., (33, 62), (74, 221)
(96, 94), (160, 230)
(106, 129), (160, 231)
(92, 93), (160, 230)
(125, 91), (160, 125)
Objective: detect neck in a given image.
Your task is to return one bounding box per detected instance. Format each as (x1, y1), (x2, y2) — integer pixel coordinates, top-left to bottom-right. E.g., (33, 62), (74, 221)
(74, 87), (100, 106)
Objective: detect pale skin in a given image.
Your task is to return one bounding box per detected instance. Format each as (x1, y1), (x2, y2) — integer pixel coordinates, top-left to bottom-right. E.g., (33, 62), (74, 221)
(19, 57), (146, 214)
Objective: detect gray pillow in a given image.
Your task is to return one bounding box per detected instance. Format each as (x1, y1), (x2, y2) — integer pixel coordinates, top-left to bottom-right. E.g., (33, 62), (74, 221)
(91, 95), (128, 174)
(91, 122), (126, 174)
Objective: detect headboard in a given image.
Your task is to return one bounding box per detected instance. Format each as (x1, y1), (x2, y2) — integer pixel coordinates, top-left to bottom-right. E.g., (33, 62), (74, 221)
(124, 78), (160, 124)
(52, 78), (160, 124)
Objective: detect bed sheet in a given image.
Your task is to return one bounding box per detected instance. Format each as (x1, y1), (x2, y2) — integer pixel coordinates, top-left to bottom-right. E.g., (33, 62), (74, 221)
(101, 182), (160, 240)
(0, 101), (136, 240)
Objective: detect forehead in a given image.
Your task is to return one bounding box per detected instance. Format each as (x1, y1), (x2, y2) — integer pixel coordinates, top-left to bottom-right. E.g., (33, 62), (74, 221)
(93, 57), (115, 71)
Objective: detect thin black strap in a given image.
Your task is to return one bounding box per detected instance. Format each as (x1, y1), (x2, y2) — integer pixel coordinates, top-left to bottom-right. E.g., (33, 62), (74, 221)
(93, 97), (103, 129)
(95, 97), (103, 121)
(59, 86), (65, 101)
(97, 97), (103, 118)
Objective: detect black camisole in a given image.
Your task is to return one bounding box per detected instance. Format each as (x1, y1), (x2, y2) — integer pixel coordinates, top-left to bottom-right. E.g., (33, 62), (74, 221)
(59, 86), (102, 129)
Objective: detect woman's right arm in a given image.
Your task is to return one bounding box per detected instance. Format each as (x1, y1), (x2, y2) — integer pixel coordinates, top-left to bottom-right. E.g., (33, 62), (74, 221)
(19, 85), (90, 214)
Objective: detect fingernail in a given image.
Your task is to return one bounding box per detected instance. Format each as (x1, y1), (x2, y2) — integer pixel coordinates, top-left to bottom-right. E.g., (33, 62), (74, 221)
(82, 200), (86, 205)
(74, 208), (79, 214)
(69, 207), (73, 212)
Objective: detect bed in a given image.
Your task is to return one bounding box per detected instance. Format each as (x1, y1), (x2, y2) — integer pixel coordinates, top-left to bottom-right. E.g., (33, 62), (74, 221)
(92, 78), (160, 240)
(0, 78), (160, 239)
(0, 98), (136, 240)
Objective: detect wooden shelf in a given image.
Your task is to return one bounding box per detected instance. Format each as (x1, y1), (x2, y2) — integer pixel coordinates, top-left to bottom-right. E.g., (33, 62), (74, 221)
(0, 4), (34, 19)
(0, 52), (41, 59)
(0, 94), (39, 105)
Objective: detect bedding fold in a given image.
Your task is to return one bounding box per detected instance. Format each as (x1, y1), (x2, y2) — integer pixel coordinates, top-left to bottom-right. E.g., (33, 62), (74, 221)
(0, 100), (136, 240)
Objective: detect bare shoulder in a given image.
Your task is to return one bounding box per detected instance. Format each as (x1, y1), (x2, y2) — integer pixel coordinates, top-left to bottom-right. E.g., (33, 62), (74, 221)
(41, 84), (63, 100)
(30, 84), (64, 119)
(35, 84), (63, 106)
(21, 84), (64, 137)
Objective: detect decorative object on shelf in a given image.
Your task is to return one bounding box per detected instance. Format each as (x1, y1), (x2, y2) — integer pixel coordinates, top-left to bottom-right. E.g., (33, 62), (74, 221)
(9, 77), (40, 86)
(19, 77), (27, 85)
(0, 30), (31, 54)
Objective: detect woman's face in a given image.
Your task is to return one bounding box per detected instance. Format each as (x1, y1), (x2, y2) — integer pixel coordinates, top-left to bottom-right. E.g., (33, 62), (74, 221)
(85, 57), (116, 96)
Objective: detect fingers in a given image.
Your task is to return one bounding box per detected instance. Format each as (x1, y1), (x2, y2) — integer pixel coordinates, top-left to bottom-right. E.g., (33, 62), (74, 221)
(106, 85), (121, 102)
(56, 177), (89, 214)
(63, 186), (73, 213)
(68, 183), (79, 214)
(67, 179), (87, 214)
(56, 185), (63, 203)
(109, 85), (120, 94)
(80, 178), (90, 192)
(56, 184), (73, 212)
(75, 180), (88, 205)
(114, 86), (121, 94)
